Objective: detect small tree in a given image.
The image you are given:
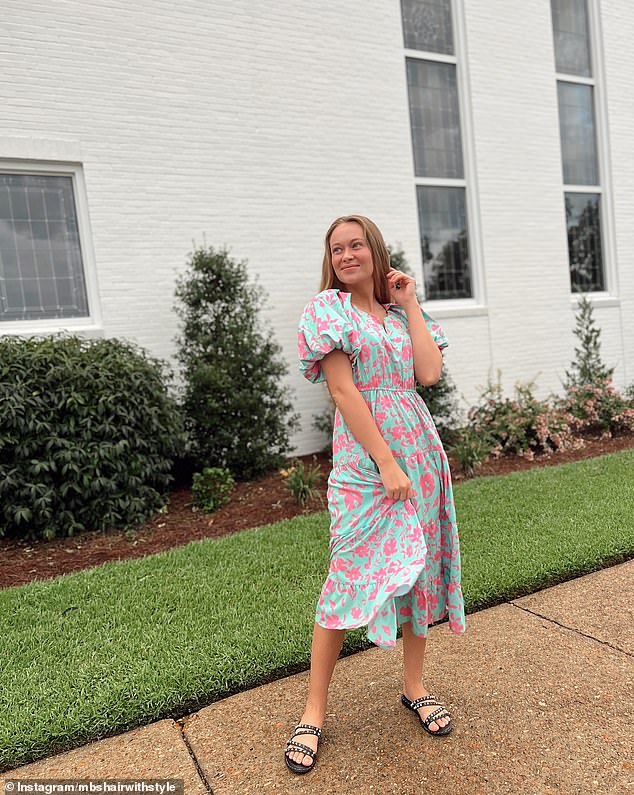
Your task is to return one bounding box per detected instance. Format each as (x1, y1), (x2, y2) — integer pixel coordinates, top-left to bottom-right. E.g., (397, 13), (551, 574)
(564, 295), (614, 389)
(555, 296), (634, 437)
(174, 245), (300, 480)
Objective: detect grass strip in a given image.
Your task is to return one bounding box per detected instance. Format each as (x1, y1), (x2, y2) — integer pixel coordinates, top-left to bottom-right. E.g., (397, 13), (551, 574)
(1, 448), (633, 771)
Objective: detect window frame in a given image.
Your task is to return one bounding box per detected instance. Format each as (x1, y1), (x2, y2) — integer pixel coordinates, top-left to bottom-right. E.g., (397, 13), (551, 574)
(402, 0), (487, 317)
(552, 0), (618, 306)
(0, 159), (102, 334)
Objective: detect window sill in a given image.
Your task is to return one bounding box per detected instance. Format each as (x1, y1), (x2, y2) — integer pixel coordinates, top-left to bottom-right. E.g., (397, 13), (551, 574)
(570, 294), (620, 309)
(421, 301), (488, 319)
(0, 322), (104, 338)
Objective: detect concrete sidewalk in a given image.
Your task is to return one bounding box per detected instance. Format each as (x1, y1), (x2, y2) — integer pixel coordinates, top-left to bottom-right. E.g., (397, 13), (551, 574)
(3, 560), (633, 794)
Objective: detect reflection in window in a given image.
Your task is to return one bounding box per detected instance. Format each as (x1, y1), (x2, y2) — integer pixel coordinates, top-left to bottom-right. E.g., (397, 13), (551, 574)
(406, 59), (463, 179)
(417, 186), (471, 299)
(401, 0), (453, 55)
(565, 192), (604, 292)
(0, 174), (88, 321)
(557, 82), (598, 185)
(551, 0), (592, 77)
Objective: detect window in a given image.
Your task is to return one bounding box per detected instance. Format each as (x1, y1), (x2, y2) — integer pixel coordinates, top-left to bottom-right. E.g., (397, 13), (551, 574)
(401, 0), (454, 55)
(551, 0), (606, 292)
(0, 168), (91, 322)
(401, 0), (472, 300)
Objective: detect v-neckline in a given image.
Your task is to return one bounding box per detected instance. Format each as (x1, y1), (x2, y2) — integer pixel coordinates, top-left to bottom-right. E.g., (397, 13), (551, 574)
(343, 291), (392, 330)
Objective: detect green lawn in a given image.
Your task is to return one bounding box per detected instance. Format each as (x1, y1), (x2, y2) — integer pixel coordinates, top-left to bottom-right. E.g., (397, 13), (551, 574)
(1, 448), (633, 772)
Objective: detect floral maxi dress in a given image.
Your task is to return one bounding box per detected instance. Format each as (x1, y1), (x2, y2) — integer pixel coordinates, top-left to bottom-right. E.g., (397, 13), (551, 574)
(297, 288), (466, 650)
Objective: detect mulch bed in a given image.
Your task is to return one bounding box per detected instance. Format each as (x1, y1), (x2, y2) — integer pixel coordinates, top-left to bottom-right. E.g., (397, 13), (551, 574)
(2, 432), (633, 591)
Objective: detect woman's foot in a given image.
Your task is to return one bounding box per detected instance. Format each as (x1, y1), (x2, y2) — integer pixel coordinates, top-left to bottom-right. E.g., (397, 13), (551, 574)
(402, 684), (451, 732)
(285, 712), (324, 768)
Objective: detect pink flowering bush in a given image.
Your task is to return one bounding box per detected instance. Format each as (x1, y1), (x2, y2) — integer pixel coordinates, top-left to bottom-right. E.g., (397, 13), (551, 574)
(449, 295), (634, 474)
(467, 377), (579, 459)
(451, 370), (633, 476)
(555, 376), (634, 437)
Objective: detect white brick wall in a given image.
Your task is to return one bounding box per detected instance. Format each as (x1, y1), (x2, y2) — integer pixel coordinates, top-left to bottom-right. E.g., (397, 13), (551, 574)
(0, 0), (631, 456)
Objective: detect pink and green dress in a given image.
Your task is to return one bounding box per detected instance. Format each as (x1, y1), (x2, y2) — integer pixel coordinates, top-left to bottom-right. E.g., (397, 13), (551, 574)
(297, 288), (466, 650)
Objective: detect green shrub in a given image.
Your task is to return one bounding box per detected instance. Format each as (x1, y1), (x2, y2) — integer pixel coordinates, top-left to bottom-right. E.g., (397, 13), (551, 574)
(174, 246), (300, 481)
(0, 335), (186, 540)
(191, 467), (235, 512)
(447, 425), (493, 477)
(280, 458), (322, 506)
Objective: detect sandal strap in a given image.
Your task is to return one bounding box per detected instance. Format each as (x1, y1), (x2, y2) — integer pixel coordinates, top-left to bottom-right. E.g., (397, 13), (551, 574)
(422, 707), (451, 727)
(293, 723), (322, 737)
(410, 696), (441, 711)
(286, 741), (316, 758)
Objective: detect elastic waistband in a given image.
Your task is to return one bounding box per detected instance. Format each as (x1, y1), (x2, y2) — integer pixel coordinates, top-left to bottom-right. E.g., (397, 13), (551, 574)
(356, 386), (418, 394)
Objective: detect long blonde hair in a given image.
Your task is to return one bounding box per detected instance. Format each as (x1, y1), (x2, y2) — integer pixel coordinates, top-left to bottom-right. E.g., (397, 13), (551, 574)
(319, 215), (391, 304)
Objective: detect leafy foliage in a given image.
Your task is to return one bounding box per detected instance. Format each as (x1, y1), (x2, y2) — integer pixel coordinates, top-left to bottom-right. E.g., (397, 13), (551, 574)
(467, 374), (579, 460)
(280, 458), (322, 506)
(174, 245), (300, 481)
(447, 425), (493, 478)
(564, 295), (614, 388)
(0, 335), (186, 540)
(556, 379), (634, 437)
(191, 467), (235, 513)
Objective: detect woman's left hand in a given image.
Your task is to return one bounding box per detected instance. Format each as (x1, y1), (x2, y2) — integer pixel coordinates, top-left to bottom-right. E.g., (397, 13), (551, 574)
(387, 268), (418, 307)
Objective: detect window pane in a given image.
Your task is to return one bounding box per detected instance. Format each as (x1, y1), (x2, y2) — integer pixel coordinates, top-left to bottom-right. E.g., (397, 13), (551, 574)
(557, 82), (598, 185)
(407, 59), (463, 179)
(565, 192), (604, 292)
(551, 0), (592, 77)
(401, 0), (453, 54)
(417, 186), (471, 299)
(0, 174), (89, 321)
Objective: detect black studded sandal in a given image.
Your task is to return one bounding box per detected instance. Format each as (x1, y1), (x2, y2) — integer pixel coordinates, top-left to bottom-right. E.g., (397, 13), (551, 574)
(401, 693), (453, 736)
(284, 722), (323, 775)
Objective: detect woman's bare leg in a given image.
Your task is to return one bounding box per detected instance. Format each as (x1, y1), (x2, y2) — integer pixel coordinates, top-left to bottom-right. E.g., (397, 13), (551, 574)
(401, 620), (450, 731)
(287, 622), (345, 767)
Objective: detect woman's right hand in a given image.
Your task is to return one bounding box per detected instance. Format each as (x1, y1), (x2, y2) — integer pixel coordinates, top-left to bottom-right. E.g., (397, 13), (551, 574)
(378, 458), (414, 502)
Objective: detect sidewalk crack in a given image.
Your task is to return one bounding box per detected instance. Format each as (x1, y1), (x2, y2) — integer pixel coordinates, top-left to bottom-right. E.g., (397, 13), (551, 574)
(509, 602), (633, 658)
(174, 718), (214, 795)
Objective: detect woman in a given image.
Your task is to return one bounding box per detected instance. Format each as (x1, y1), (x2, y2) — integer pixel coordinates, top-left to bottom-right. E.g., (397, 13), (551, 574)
(285, 215), (466, 775)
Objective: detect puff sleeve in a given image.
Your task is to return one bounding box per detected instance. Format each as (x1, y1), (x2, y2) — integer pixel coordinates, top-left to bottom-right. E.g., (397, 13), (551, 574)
(422, 308), (449, 352)
(297, 290), (361, 383)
